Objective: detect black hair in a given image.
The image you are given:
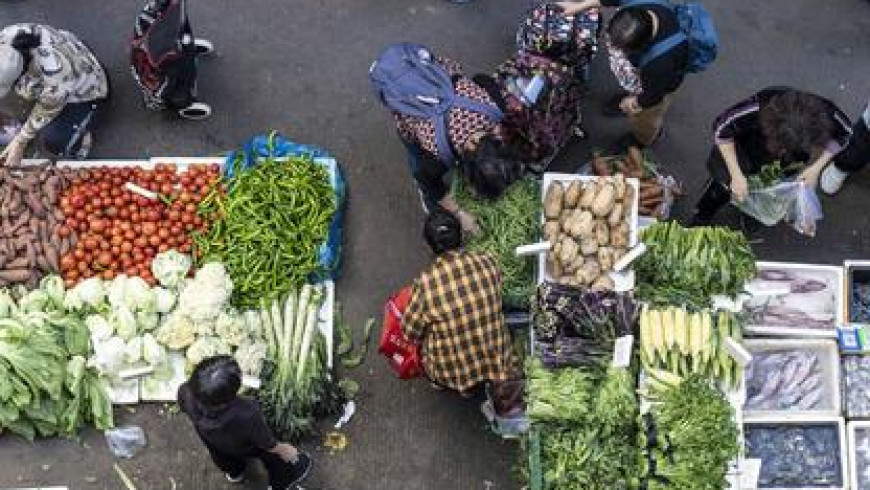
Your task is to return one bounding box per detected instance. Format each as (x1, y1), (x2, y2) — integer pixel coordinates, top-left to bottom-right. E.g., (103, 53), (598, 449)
(189, 355), (241, 410)
(760, 90), (835, 159)
(607, 8), (655, 54)
(463, 134), (523, 200)
(11, 30), (40, 68)
(423, 208), (462, 255)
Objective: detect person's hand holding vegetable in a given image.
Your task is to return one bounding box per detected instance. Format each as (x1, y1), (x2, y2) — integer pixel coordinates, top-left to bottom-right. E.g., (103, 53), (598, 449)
(799, 148), (835, 190)
(438, 193), (481, 236)
(619, 96), (642, 115)
(729, 173), (749, 202)
(717, 141), (749, 201)
(269, 442), (300, 463)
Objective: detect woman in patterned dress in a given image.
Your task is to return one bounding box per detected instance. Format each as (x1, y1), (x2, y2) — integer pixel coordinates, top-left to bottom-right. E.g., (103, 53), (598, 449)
(0, 23), (109, 166)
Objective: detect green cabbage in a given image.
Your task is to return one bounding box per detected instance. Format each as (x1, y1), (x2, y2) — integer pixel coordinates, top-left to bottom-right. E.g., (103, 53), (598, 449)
(215, 310), (247, 346)
(39, 275), (65, 308)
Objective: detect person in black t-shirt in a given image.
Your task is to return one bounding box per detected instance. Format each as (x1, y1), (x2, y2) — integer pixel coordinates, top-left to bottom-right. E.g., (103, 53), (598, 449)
(820, 98), (870, 194)
(178, 356), (312, 489)
(558, 0), (689, 147)
(689, 87), (853, 226)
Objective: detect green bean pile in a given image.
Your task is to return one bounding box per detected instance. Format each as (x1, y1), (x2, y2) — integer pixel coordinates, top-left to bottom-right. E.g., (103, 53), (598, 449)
(195, 155), (335, 308)
(455, 178), (539, 309)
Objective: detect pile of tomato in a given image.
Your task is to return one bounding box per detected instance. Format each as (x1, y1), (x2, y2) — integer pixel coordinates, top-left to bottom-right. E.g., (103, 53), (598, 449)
(58, 163), (224, 287)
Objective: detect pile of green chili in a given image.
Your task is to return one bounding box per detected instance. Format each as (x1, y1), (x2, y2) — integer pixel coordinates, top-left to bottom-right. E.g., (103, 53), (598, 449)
(455, 178), (539, 310)
(194, 155), (335, 308)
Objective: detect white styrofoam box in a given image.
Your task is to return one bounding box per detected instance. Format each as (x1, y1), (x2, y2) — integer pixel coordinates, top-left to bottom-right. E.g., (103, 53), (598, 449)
(105, 377), (140, 405)
(743, 339), (841, 418)
(743, 262), (845, 338)
(845, 260), (870, 326)
(848, 421), (870, 490)
(843, 354), (870, 419)
(56, 159), (151, 169)
(537, 173), (639, 291)
(743, 415), (848, 490)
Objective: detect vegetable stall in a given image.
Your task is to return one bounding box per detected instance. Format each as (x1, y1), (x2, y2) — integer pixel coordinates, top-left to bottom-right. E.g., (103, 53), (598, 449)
(513, 168), (870, 490)
(0, 134), (352, 444)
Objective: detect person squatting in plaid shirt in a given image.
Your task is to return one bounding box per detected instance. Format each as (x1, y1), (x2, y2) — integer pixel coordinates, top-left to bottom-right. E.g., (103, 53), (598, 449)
(402, 209), (521, 407)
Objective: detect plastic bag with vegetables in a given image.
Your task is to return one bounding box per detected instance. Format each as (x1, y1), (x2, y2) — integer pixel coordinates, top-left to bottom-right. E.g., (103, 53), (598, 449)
(92, 336), (127, 375)
(151, 250), (192, 289)
(124, 337), (144, 364)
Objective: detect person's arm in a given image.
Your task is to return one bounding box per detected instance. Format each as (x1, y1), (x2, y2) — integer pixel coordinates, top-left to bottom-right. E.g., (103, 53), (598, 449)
(248, 405), (299, 463)
(710, 96), (760, 201)
(401, 282), (429, 344)
(716, 142), (748, 201)
(801, 103), (854, 188)
(1, 97), (65, 166)
(268, 443), (300, 463)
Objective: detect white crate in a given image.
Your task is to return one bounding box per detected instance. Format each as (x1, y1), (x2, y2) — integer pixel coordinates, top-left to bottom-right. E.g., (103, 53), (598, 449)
(845, 260), (870, 327)
(849, 421), (870, 490)
(743, 415), (848, 490)
(743, 262), (845, 338)
(537, 173), (639, 291)
(743, 339), (841, 418)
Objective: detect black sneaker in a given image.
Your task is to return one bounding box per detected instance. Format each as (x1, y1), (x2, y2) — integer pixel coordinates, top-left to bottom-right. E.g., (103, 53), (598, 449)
(287, 451), (312, 487)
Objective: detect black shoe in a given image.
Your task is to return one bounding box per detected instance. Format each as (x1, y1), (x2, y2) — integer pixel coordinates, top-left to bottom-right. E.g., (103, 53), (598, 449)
(602, 93), (628, 117)
(287, 452), (312, 487)
(688, 179), (731, 226)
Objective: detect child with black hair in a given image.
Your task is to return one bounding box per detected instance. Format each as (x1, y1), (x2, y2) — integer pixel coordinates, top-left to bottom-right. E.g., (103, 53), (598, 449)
(178, 356), (312, 489)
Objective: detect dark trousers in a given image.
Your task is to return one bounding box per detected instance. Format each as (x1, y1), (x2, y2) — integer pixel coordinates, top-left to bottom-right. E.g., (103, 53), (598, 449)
(205, 443), (293, 489)
(834, 117), (870, 173)
(41, 98), (107, 158)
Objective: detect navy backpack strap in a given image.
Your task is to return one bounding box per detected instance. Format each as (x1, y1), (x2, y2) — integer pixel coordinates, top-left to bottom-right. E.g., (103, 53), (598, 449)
(619, 0), (670, 8)
(432, 95), (503, 165)
(432, 116), (457, 164)
(637, 31), (687, 67)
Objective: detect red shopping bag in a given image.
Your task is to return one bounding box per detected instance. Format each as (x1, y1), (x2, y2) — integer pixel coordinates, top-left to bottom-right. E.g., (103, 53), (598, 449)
(378, 286), (422, 379)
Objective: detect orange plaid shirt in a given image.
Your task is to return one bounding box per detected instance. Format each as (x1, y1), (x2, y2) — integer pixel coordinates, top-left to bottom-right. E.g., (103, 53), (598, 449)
(402, 251), (517, 391)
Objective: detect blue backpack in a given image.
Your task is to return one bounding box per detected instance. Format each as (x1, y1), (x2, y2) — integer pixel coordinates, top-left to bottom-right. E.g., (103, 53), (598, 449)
(369, 43), (503, 164)
(621, 0), (718, 73)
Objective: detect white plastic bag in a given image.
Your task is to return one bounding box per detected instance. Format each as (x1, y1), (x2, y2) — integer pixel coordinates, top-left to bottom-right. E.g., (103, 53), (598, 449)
(733, 181), (799, 226)
(786, 182), (823, 236)
(105, 425), (147, 459)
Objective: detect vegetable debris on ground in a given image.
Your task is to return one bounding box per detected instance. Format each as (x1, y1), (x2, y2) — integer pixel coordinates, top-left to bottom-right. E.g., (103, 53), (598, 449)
(195, 155), (335, 308)
(636, 221), (756, 308)
(455, 178), (539, 309)
(642, 374), (739, 490)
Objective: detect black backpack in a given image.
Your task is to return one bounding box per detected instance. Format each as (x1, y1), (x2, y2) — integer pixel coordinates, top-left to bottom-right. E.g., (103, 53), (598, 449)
(131, 0), (194, 105)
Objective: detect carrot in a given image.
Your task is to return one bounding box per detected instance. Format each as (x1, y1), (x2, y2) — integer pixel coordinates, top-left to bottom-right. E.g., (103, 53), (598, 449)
(627, 146), (645, 177)
(639, 186), (664, 199)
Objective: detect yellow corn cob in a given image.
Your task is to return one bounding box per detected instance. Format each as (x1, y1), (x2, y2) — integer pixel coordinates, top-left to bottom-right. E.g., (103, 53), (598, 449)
(651, 308), (666, 363)
(662, 307), (675, 352)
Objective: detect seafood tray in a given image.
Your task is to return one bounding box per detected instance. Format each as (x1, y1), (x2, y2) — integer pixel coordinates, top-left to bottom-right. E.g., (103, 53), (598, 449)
(844, 355), (870, 418)
(846, 261), (870, 326)
(743, 262), (845, 338)
(744, 416), (847, 490)
(743, 339), (841, 418)
(849, 421), (870, 490)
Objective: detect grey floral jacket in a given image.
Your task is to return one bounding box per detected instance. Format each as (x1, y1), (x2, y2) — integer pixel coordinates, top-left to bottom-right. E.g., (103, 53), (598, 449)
(0, 24), (108, 142)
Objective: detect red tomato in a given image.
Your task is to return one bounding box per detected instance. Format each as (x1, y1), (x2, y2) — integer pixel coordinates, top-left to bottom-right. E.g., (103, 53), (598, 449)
(102, 270), (115, 280)
(148, 235), (161, 247)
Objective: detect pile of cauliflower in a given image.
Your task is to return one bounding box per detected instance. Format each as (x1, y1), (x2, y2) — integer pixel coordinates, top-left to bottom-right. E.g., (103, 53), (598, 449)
(74, 250), (268, 390)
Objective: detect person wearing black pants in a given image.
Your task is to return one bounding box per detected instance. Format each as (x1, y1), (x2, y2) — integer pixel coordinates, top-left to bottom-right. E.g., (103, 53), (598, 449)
(689, 87), (853, 226)
(178, 356), (312, 489)
(820, 99), (870, 194)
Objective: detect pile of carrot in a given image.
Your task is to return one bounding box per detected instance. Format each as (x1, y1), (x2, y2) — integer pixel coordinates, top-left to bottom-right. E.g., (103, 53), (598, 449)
(591, 146), (682, 217)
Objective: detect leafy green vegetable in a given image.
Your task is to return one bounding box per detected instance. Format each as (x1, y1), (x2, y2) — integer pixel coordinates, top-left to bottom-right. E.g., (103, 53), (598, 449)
(643, 375), (739, 490)
(455, 178), (539, 309)
(636, 221), (756, 309)
(195, 155), (336, 308)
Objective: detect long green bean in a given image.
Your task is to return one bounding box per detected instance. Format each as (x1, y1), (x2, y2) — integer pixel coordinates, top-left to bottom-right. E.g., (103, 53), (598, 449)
(194, 155), (335, 308)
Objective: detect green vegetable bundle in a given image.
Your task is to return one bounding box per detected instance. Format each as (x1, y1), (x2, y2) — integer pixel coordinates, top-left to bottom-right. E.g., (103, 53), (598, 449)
(527, 361), (642, 490)
(196, 156), (335, 308)
(642, 375), (739, 490)
(257, 284), (347, 441)
(455, 178), (539, 309)
(636, 221), (756, 309)
(0, 277), (113, 440)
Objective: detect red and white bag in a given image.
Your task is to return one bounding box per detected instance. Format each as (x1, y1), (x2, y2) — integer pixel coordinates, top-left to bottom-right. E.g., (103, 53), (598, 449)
(378, 287), (422, 379)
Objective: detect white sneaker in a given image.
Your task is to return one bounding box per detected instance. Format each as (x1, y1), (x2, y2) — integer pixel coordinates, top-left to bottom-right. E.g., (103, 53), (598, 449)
(194, 38), (215, 56)
(178, 102), (212, 120)
(820, 164), (848, 194)
(75, 132), (93, 159)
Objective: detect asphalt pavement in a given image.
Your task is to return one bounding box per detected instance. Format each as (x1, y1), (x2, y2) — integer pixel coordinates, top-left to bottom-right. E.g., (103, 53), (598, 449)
(0, 0), (868, 489)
